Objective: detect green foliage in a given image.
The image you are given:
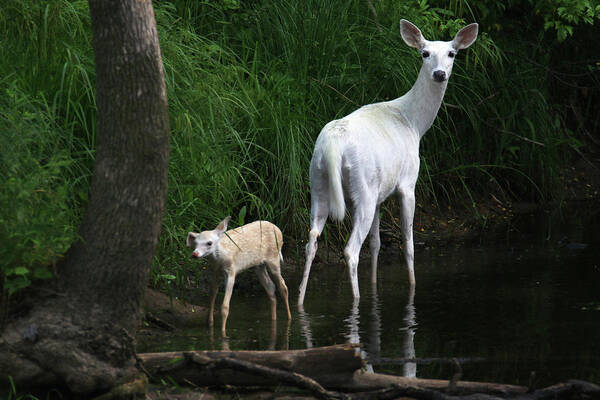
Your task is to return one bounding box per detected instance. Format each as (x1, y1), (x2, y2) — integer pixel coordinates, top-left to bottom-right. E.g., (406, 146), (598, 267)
(537, 0), (599, 41)
(0, 83), (81, 295)
(2, 376), (40, 400)
(0, 0), (93, 296)
(432, 0), (600, 41)
(0, 0), (594, 295)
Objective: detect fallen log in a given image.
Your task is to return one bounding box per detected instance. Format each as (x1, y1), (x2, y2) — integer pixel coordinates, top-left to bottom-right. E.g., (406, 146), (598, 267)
(138, 345), (526, 396)
(518, 379), (600, 400)
(185, 354), (345, 400)
(138, 346), (600, 400)
(340, 371), (528, 397)
(138, 344), (364, 388)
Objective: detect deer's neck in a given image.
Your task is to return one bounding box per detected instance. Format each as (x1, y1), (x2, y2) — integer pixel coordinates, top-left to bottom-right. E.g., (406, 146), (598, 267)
(391, 66), (448, 138)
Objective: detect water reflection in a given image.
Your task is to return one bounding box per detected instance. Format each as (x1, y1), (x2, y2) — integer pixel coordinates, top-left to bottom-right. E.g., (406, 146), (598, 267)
(282, 318), (291, 350)
(366, 282), (381, 363)
(297, 281), (417, 377)
(208, 325), (232, 351)
(297, 304), (315, 348)
(209, 317), (290, 351)
(141, 241), (600, 385)
(344, 298), (361, 345)
(344, 297), (374, 372)
(402, 285), (416, 377)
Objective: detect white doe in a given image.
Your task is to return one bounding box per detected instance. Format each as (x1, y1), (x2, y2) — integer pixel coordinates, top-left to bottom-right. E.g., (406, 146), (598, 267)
(187, 217), (292, 335)
(298, 19), (478, 304)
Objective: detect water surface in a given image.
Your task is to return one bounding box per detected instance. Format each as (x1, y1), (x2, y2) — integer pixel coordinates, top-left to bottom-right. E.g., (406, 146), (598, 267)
(140, 236), (600, 387)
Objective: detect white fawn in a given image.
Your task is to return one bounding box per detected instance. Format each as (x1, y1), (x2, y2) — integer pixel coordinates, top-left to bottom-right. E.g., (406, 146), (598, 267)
(298, 19), (478, 304)
(187, 217), (292, 336)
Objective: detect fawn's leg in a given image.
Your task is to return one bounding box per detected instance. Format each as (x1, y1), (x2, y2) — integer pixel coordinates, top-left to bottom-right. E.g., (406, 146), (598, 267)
(255, 265), (277, 321)
(266, 259), (292, 320)
(207, 265), (219, 327)
(220, 271), (236, 336)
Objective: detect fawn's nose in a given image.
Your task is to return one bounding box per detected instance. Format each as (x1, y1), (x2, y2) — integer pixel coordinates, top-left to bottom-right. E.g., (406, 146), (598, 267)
(433, 70), (446, 82)
(191, 251), (200, 258)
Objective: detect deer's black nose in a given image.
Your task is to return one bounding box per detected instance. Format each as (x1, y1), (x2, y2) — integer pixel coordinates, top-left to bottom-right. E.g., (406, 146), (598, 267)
(433, 70), (446, 82)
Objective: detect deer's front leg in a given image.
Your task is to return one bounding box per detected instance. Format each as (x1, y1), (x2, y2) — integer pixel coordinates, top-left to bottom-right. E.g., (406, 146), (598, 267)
(207, 265), (219, 327)
(221, 271), (236, 337)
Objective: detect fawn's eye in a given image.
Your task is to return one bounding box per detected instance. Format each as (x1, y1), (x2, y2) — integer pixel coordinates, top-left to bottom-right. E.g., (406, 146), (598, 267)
(448, 51), (456, 58)
(206, 241), (212, 246)
(422, 50), (430, 58)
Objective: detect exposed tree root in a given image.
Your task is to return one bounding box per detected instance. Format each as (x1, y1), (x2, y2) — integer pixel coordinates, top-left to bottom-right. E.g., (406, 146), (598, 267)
(0, 302), (140, 394)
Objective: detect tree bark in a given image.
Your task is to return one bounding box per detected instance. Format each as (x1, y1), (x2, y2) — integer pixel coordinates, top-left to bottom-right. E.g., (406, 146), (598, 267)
(63, 0), (170, 331)
(0, 0), (169, 394)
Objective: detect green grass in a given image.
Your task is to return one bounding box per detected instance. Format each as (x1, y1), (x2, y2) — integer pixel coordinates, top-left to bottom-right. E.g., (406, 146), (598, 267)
(0, 81), (86, 295)
(0, 0), (587, 295)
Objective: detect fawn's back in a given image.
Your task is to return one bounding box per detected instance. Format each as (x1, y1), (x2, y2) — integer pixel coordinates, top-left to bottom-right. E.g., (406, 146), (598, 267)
(218, 221), (283, 272)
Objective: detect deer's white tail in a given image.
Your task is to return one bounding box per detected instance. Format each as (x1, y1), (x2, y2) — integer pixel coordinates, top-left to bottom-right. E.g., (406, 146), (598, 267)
(325, 140), (345, 221)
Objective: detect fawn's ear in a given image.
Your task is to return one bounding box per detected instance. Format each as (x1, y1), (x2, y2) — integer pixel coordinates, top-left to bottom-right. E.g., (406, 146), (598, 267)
(452, 23), (478, 50)
(400, 19), (426, 50)
(186, 232), (198, 247)
(215, 216), (231, 236)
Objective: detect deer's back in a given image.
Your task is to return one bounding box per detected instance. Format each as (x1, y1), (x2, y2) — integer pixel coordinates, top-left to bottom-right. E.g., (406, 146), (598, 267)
(219, 221), (283, 270)
(313, 102), (421, 197)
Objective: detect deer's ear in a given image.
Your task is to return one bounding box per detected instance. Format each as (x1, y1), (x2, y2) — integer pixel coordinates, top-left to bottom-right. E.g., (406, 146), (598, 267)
(452, 23), (478, 50)
(400, 19), (426, 50)
(187, 232), (198, 247)
(215, 216), (231, 236)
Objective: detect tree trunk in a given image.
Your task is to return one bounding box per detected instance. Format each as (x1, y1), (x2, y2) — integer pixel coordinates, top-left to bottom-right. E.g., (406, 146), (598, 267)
(0, 0), (169, 394)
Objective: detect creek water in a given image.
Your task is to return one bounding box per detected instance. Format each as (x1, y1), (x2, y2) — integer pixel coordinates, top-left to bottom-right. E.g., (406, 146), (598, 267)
(140, 223), (600, 387)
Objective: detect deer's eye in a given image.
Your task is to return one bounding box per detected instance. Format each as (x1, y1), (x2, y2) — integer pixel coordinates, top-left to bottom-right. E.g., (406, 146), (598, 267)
(422, 50), (430, 58)
(206, 241), (212, 246)
(448, 51), (456, 58)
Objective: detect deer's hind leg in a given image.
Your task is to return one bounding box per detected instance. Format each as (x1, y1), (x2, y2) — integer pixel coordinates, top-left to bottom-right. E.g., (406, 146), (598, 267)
(255, 265), (277, 321)
(299, 167), (329, 305)
(344, 186), (378, 299)
(266, 258), (292, 320)
(369, 205), (381, 284)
